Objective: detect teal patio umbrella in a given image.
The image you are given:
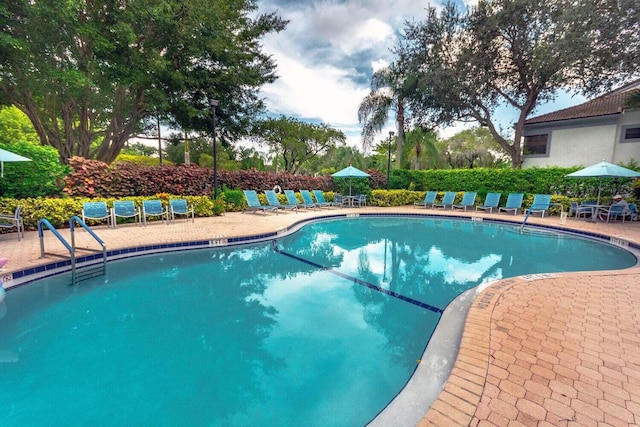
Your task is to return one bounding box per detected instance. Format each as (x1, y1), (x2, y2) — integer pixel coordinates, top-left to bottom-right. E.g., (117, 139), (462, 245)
(565, 161), (640, 204)
(0, 147), (31, 178)
(332, 165), (370, 196)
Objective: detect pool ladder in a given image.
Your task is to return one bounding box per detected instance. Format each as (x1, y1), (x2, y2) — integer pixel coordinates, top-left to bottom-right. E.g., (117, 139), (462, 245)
(520, 203), (564, 233)
(38, 216), (107, 285)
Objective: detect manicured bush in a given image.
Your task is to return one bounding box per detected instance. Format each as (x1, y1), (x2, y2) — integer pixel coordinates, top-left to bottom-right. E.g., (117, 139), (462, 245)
(64, 157), (341, 198)
(0, 141), (69, 198)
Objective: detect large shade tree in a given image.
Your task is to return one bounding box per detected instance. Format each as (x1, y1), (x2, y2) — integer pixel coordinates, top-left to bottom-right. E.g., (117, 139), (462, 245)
(0, 0), (286, 164)
(395, 0), (640, 168)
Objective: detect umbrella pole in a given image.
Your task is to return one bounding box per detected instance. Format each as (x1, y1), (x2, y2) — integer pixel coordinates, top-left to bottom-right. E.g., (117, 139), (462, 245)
(597, 177), (602, 205)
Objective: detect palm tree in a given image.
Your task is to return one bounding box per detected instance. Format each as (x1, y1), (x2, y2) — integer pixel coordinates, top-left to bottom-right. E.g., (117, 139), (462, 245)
(403, 127), (441, 170)
(358, 67), (406, 168)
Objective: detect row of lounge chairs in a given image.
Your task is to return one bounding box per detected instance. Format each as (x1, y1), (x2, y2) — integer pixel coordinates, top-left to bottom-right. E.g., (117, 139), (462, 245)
(415, 191), (553, 217)
(82, 199), (194, 227)
(243, 190), (359, 214)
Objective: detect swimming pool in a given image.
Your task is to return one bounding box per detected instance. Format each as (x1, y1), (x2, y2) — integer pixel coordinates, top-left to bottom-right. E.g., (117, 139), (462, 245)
(0, 217), (636, 426)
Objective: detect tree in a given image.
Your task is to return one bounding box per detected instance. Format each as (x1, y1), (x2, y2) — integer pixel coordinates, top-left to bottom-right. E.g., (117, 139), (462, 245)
(0, 0), (286, 164)
(237, 147), (267, 171)
(395, 0), (640, 168)
(0, 106), (39, 146)
(252, 116), (345, 174)
(358, 67), (407, 167)
(317, 146), (366, 175)
(626, 90), (640, 109)
(121, 142), (158, 158)
(402, 127), (441, 170)
(438, 127), (509, 169)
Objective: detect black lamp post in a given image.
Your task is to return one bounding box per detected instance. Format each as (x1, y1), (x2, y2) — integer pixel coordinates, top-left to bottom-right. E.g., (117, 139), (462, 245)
(387, 131), (394, 190)
(209, 98), (219, 199)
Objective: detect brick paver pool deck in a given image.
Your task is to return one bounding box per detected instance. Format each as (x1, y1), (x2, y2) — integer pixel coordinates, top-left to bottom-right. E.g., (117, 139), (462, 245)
(1, 206), (639, 426)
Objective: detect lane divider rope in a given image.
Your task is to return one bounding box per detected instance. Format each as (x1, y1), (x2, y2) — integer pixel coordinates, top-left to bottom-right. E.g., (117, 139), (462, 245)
(272, 242), (443, 314)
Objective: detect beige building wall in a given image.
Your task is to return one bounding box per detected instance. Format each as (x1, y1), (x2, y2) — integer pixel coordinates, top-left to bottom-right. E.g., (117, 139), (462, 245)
(612, 110), (640, 164)
(523, 110), (640, 168)
(523, 124), (617, 168)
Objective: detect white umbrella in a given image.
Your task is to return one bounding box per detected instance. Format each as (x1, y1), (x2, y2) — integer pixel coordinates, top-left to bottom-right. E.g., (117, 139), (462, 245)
(0, 147), (31, 178)
(566, 161), (640, 204)
(331, 165), (370, 196)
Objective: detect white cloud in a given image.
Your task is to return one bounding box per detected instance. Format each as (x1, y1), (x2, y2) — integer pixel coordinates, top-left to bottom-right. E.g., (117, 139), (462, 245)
(257, 0), (590, 150)
(261, 50), (370, 127)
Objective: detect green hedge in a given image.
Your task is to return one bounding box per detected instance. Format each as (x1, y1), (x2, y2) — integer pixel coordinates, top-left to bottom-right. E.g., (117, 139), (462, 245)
(390, 166), (639, 201)
(369, 189), (628, 216)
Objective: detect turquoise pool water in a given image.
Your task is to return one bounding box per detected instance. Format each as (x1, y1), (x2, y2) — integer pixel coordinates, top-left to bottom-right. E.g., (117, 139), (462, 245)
(0, 217), (636, 426)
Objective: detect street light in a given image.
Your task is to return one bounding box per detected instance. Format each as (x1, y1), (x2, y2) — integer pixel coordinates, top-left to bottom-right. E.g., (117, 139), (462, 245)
(387, 131), (394, 190)
(209, 98), (219, 199)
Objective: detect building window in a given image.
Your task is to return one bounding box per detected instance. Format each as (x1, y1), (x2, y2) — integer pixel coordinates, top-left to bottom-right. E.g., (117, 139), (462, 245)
(523, 134), (549, 156)
(620, 125), (640, 143)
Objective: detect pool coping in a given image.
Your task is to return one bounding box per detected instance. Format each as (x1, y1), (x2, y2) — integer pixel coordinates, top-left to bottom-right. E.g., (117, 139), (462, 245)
(5, 212), (638, 292)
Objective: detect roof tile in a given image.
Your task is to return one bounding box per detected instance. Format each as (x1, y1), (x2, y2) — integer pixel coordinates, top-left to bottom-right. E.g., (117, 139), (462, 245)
(525, 80), (640, 125)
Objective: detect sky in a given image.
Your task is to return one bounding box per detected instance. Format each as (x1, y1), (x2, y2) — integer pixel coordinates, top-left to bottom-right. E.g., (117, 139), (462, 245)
(255, 0), (588, 152)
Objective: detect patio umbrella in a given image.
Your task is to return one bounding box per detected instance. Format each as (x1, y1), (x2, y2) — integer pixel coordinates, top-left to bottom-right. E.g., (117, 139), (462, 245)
(0, 148), (31, 178)
(565, 161), (640, 204)
(332, 165), (370, 196)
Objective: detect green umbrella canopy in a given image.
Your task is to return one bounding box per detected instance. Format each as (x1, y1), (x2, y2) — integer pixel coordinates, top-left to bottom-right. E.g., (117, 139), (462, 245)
(0, 147), (31, 178)
(332, 166), (370, 196)
(331, 165), (370, 178)
(566, 161), (640, 203)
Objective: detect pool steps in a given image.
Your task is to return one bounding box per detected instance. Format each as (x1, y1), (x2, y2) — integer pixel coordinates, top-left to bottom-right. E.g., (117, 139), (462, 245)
(37, 217), (107, 285)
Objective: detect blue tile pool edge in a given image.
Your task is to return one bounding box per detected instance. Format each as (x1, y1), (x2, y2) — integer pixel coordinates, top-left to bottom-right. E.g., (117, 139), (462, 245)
(3, 212), (639, 291)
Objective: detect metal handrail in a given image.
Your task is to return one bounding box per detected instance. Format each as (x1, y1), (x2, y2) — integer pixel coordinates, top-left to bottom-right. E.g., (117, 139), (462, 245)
(520, 202), (564, 232)
(37, 217), (107, 284)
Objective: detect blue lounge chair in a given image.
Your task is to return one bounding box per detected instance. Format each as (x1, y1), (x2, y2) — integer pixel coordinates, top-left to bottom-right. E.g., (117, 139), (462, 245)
(0, 206), (24, 240)
(169, 199), (195, 223)
(475, 193), (501, 213)
(312, 190), (342, 208)
(265, 190), (298, 212)
(111, 200), (141, 227)
(414, 191), (438, 208)
(142, 200), (168, 225)
(452, 192), (477, 211)
(285, 190), (315, 210)
(498, 193), (524, 215)
(433, 191), (456, 209)
(243, 190), (278, 215)
(82, 201), (112, 227)
(300, 190), (320, 208)
(525, 194), (552, 218)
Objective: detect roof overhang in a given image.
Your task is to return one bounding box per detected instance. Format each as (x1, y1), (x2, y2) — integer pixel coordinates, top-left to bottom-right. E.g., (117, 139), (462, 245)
(523, 113), (621, 135)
